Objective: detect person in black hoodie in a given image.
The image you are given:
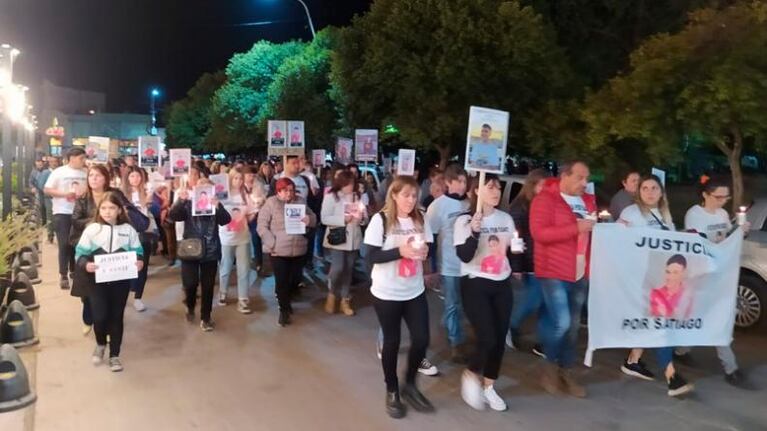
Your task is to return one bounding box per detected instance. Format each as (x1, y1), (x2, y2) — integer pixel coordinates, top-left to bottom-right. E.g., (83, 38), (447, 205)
(507, 169), (551, 355)
(170, 177), (231, 332)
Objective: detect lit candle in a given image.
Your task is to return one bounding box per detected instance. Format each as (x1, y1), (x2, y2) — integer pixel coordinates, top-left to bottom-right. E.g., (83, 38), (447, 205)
(599, 210), (612, 223)
(511, 230), (525, 253)
(737, 206), (747, 226)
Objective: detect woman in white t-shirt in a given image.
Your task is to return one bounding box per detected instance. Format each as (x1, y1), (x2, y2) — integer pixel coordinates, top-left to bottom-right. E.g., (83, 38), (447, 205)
(218, 168), (257, 314)
(617, 175), (693, 397)
(363, 176), (434, 419)
(454, 174), (519, 412)
(681, 176), (750, 388)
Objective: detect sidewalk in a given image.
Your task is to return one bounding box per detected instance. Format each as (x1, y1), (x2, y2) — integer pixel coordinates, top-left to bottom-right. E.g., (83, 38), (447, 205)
(7, 241), (767, 430)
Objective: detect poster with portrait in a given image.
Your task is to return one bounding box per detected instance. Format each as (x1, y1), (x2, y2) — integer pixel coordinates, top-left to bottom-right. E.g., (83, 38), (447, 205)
(138, 135), (161, 168)
(86, 136), (110, 163)
(209, 174), (229, 201)
(584, 224), (743, 366)
(268, 120), (287, 148)
(397, 149), (416, 177)
(288, 121), (305, 148)
(224, 203), (248, 234)
(192, 184), (215, 216)
(464, 106), (509, 174)
(335, 137), (353, 165)
(355, 129), (379, 163)
(169, 148), (191, 176)
(312, 150), (326, 168)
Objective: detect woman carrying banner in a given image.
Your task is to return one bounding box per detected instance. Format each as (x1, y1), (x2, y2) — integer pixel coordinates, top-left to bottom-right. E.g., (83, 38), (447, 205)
(75, 191), (144, 372)
(680, 176), (750, 388)
(218, 168), (257, 314)
(454, 174), (521, 412)
(257, 178), (317, 327)
(321, 170), (367, 316)
(363, 176), (434, 419)
(617, 174), (694, 397)
(122, 166), (157, 312)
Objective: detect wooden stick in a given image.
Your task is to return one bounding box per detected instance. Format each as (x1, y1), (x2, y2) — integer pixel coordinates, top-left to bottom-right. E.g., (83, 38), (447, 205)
(475, 171), (485, 216)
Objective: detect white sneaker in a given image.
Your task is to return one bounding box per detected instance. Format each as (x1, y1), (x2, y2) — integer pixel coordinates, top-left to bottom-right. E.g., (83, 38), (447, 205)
(417, 358), (439, 376)
(237, 299), (252, 314)
(133, 299), (147, 312)
(505, 331), (515, 349)
(92, 345), (106, 365)
(82, 325), (93, 336)
(109, 357), (124, 372)
(483, 386), (507, 411)
(217, 293), (227, 306)
(461, 370), (485, 411)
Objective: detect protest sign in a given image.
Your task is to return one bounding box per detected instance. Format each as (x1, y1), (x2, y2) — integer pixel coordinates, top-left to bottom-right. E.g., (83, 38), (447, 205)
(652, 167), (666, 186)
(138, 135), (161, 168)
(169, 148), (191, 176)
(336, 137), (353, 165)
(585, 224), (742, 366)
(312, 149), (326, 168)
(192, 184), (215, 216)
(94, 251), (138, 283)
(284, 204), (306, 235)
(209, 174), (230, 201)
(355, 129), (378, 163)
(397, 149), (416, 176)
(86, 136), (110, 163)
(464, 106), (509, 174)
(288, 121), (305, 148)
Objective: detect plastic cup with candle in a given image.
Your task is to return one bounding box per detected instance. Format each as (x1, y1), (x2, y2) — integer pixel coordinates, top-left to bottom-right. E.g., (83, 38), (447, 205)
(510, 230), (525, 253)
(598, 210), (612, 223)
(737, 206), (747, 226)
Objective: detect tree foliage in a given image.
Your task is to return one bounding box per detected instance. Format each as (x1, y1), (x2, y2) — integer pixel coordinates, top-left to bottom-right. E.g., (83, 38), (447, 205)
(583, 1), (767, 208)
(331, 0), (574, 164)
(165, 71), (226, 151)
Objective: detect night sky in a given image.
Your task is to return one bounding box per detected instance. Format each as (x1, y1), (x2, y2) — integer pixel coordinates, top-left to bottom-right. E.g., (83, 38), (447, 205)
(0, 0), (372, 116)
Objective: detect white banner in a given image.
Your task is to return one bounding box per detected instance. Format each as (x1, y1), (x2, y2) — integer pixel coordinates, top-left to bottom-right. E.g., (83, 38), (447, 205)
(585, 224), (742, 366)
(94, 251), (138, 283)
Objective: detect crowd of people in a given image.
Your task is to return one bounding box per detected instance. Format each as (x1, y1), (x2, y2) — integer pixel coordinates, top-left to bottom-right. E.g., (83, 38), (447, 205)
(29, 147), (750, 417)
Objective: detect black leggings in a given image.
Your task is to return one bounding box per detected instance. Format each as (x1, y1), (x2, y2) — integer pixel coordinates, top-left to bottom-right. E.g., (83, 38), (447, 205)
(373, 292), (430, 393)
(181, 260), (217, 322)
(89, 281), (130, 357)
(130, 240), (153, 299)
(53, 214), (75, 276)
(461, 276), (513, 380)
(270, 255), (303, 311)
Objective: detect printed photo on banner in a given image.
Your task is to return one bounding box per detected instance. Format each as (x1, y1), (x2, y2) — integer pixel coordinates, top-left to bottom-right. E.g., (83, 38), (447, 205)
(94, 251), (138, 283)
(209, 174), (229, 201)
(355, 129), (379, 162)
(398, 235), (426, 278)
(584, 225), (742, 366)
(397, 149), (416, 176)
(464, 106), (509, 174)
(225, 204), (247, 233)
(192, 184), (215, 216)
(268, 120), (287, 148)
(312, 149), (326, 167)
(169, 148), (191, 176)
(138, 135), (161, 168)
(335, 137), (353, 165)
(86, 136), (110, 163)
(288, 121), (305, 148)
(284, 204), (306, 235)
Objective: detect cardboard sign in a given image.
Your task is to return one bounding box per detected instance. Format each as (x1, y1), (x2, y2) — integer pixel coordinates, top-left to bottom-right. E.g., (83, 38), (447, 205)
(209, 174), (230, 201)
(284, 204), (306, 235)
(169, 148), (191, 176)
(464, 106), (509, 174)
(397, 149), (416, 176)
(335, 137), (353, 165)
(138, 136), (161, 168)
(192, 184), (215, 216)
(86, 136), (110, 163)
(355, 129), (379, 163)
(288, 121), (305, 148)
(94, 251), (138, 283)
(312, 150), (326, 168)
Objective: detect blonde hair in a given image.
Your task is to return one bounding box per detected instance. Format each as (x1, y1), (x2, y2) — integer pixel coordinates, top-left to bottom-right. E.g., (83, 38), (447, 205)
(229, 168), (247, 203)
(380, 176), (423, 232)
(635, 175), (673, 226)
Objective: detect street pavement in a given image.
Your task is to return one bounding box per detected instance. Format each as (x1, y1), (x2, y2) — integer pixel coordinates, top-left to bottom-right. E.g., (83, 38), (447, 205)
(5, 241), (767, 431)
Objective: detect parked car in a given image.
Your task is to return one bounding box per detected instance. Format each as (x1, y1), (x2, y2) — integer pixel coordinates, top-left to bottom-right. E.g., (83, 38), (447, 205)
(739, 199), (767, 330)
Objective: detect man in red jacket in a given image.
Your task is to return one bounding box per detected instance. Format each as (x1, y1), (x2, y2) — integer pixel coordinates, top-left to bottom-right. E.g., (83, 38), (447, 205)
(530, 161), (596, 398)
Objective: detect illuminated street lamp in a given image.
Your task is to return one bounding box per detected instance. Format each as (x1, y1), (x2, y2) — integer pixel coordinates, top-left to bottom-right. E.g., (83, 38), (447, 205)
(293, 0), (316, 39)
(150, 87), (160, 135)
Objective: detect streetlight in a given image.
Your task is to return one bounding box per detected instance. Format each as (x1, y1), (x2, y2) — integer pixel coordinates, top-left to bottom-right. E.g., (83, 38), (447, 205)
(293, 0), (316, 39)
(150, 87), (160, 136)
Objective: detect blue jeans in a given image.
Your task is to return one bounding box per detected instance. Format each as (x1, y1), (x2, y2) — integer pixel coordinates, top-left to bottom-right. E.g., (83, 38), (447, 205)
(655, 347), (673, 371)
(539, 277), (588, 368)
(441, 275), (464, 346)
(509, 273), (543, 335)
(248, 220), (262, 267)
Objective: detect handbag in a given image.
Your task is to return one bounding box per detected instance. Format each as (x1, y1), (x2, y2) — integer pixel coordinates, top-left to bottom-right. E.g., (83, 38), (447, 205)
(327, 227), (347, 245)
(177, 218), (204, 261)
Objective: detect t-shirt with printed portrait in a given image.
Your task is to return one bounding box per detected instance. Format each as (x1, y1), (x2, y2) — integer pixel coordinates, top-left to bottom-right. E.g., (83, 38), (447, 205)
(453, 210), (515, 281)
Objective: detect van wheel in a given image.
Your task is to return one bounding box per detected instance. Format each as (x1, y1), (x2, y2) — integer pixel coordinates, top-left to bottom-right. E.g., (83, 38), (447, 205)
(736, 274), (766, 329)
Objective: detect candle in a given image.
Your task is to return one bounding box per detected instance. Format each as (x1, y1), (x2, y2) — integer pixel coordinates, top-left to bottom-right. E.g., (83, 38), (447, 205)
(510, 230), (525, 253)
(598, 210), (612, 223)
(737, 206), (747, 226)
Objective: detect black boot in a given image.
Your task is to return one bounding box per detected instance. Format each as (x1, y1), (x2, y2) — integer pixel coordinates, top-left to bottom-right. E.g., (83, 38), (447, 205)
(278, 309), (291, 327)
(401, 383), (435, 413)
(386, 391), (406, 418)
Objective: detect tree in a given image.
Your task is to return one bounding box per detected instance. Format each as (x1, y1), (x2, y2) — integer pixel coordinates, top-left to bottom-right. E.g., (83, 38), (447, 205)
(165, 71), (226, 151)
(331, 0), (573, 167)
(583, 1), (767, 209)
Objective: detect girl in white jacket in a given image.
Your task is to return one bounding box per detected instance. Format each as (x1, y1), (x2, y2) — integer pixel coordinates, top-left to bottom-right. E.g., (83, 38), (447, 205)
(75, 191), (144, 372)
